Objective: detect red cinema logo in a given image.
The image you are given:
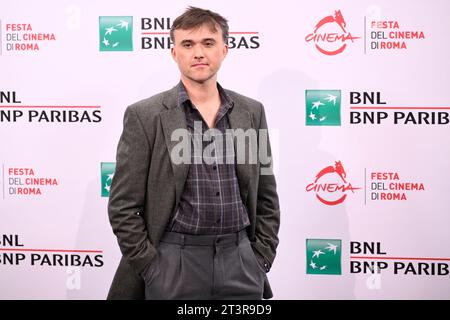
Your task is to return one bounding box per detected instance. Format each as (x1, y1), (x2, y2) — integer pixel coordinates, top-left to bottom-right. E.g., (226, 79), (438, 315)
(305, 10), (360, 55)
(306, 161), (361, 205)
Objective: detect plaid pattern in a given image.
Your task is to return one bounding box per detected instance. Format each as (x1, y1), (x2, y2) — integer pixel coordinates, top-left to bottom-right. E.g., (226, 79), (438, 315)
(167, 82), (250, 235)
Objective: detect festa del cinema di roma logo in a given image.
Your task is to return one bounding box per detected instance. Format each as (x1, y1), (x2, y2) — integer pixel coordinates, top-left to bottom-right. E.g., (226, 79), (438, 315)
(305, 10), (360, 55)
(306, 161), (361, 205)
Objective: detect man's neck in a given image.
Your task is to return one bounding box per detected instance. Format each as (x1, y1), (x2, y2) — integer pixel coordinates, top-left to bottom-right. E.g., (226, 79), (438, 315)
(181, 77), (220, 107)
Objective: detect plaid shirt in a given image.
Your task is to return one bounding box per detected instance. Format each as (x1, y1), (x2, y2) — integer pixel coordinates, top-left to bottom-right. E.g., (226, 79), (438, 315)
(166, 82), (250, 235)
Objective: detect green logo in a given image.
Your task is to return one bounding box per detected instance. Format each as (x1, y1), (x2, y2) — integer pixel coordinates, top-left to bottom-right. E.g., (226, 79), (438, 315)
(101, 162), (116, 197)
(305, 90), (341, 126)
(99, 16), (133, 51)
(306, 239), (342, 275)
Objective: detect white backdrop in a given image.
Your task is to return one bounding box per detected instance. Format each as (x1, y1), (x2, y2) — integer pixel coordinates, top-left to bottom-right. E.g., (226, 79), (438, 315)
(1, 0), (449, 299)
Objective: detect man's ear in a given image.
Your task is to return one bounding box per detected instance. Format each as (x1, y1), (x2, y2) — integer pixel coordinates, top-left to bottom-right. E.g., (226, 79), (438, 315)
(222, 44), (229, 58)
(171, 47), (177, 62)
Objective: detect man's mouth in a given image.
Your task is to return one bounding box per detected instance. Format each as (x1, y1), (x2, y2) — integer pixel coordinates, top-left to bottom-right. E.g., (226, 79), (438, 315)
(192, 63), (208, 67)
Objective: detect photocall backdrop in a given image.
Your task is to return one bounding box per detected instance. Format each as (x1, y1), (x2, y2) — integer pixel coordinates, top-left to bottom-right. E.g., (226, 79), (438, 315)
(1, 0), (449, 299)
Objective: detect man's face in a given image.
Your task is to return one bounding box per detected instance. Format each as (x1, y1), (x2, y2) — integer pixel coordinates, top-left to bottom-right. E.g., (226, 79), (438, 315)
(171, 23), (228, 85)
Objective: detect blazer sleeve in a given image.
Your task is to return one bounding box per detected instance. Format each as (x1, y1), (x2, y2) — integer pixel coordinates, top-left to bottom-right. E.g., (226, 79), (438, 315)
(107, 105), (156, 277)
(253, 103), (281, 272)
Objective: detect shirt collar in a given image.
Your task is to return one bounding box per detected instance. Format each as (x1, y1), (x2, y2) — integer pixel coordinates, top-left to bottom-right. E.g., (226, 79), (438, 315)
(177, 81), (234, 111)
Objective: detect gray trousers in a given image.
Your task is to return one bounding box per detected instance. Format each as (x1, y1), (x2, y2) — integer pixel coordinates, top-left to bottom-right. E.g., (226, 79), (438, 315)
(142, 230), (266, 300)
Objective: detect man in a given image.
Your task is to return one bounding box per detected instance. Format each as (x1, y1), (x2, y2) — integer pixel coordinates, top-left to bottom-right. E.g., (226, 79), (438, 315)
(107, 7), (280, 300)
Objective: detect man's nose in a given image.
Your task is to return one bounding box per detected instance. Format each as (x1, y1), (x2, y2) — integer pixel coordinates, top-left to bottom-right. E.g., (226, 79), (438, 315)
(193, 44), (204, 59)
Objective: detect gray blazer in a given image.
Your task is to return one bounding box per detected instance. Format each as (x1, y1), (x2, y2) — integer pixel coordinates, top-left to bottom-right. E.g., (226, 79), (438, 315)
(107, 85), (280, 299)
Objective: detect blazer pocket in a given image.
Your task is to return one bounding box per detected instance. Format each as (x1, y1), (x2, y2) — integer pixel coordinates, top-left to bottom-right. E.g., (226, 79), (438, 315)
(248, 244), (267, 275)
(142, 254), (160, 286)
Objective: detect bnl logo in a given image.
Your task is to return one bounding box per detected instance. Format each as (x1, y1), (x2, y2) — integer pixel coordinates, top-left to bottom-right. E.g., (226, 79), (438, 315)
(99, 16), (133, 51)
(101, 162), (115, 197)
(306, 239), (342, 275)
(305, 90), (341, 126)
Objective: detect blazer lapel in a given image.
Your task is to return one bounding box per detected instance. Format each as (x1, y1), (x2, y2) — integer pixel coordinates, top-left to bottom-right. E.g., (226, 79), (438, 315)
(228, 104), (253, 203)
(160, 87), (190, 207)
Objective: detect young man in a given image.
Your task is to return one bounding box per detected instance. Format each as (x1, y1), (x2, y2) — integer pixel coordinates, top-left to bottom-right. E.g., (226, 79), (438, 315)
(107, 7), (280, 300)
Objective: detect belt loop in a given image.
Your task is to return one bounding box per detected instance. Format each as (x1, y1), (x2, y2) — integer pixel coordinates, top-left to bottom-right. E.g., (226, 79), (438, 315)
(181, 234), (185, 249)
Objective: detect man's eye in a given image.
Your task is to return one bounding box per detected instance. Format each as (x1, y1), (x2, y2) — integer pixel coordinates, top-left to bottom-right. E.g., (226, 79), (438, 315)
(205, 41), (214, 47)
(183, 43), (192, 48)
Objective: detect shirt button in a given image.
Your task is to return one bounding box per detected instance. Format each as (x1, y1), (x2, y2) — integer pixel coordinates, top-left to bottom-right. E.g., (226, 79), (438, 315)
(216, 191), (220, 196)
(213, 165), (217, 170)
